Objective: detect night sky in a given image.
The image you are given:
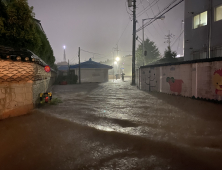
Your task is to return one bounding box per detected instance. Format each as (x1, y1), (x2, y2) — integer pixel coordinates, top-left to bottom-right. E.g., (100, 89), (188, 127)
(28, 0), (184, 64)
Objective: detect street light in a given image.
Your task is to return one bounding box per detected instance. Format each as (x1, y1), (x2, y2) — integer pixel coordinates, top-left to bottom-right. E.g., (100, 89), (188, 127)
(115, 57), (120, 75)
(142, 16), (165, 64)
(114, 61), (117, 64)
(63, 45), (66, 61)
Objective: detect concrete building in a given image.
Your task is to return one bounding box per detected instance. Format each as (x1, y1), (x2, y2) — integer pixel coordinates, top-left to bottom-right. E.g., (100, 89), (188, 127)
(70, 58), (113, 83)
(184, 0), (222, 61)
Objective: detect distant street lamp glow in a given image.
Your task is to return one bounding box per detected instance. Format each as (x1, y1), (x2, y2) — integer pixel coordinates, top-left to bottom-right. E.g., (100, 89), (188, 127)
(116, 57), (120, 61)
(63, 46), (66, 49)
(114, 61), (117, 64)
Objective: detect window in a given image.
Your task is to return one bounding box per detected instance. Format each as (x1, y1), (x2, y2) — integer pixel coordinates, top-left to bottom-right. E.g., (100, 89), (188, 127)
(193, 11), (208, 29)
(212, 46), (222, 57)
(193, 51), (207, 60)
(215, 5), (222, 21)
(193, 15), (199, 29)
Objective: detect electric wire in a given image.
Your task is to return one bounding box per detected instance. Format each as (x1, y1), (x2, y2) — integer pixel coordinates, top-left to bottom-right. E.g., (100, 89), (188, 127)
(146, 0), (165, 36)
(138, 0), (178, 30)
(138, 0), (176, 17)
(139, 0), (163, 39)
(80, 49), (111, 61)
(176, 21), (183, 53)
(140, 0), (162, 38)
(116, 20), (131, 45)
(136, 0), (184, 32)
(138, 0), (181, 31)
(156, 0), (168, 29)
(137, 0), (160, 17)
(171, 29), (184, 47)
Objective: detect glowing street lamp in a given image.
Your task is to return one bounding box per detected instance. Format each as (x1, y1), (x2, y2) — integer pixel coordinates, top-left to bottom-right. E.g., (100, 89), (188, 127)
(63, 45), (66, 61)
(115, 57), (120, 61)
(114, 61), (117, 64)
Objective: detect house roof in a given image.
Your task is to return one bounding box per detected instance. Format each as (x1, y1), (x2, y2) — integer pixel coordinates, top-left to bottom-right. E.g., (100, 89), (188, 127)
(57, 65), (69, 71)
(70, 58), (113, 69)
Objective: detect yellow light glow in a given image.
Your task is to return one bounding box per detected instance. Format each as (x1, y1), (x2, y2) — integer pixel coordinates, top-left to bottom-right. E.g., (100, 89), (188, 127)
(116, 57), (120, 61)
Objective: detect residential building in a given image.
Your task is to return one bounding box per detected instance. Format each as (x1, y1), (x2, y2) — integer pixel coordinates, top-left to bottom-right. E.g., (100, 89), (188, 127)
(70, 58), (113, 83)
(184, 0), (222, 60)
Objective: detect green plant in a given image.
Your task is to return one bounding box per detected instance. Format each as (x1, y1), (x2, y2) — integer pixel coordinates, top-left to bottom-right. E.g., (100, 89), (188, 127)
(50, 98), (62, 105)
(164, 46), (177, 60)
(136, 38), (160, 67)
(0, 0), (56, 67)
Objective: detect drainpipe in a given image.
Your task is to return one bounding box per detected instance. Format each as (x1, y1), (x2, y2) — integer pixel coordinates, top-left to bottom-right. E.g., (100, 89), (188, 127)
(208, 0), (212, 58)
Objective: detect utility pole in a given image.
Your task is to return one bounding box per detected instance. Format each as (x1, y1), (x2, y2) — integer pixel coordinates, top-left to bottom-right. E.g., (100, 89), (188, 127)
(116, 44), (119, 56)
(113, 50), (114, 82)
(78, 47), (81, 84)
(68, 59), (70, 84)
(164, 31), (174, 48)
(68, 59), (70, 73)
(208, 0), (212, 58)
(113, 44), (120, 75)
(132, 0), (136, 85)
(182, 20), (184, 56)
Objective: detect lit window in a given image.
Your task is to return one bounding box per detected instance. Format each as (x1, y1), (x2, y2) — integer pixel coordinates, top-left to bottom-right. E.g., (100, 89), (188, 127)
(215, 5), (222, 21)
(193, 15), (199, 29)
(193, 11), (208, 29)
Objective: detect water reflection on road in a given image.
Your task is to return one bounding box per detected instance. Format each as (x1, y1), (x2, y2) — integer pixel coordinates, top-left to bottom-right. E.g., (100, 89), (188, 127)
(35, 78), (222, 169)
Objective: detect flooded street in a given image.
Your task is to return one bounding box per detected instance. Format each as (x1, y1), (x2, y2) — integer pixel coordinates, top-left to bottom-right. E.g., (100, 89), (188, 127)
(1, 78), (222, 170)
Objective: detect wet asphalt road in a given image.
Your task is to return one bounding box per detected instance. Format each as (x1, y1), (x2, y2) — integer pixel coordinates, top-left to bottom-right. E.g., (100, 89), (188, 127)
(1, 78), (222, 170)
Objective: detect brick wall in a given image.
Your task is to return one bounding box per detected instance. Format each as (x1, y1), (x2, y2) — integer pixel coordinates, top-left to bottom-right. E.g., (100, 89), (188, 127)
(0, 59), (56, 119)
(138, 60), (222, 101)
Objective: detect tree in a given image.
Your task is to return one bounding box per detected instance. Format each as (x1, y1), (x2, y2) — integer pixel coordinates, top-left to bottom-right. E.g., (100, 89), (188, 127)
(136, 38), (160, 67)
(0, 0), (55, 67)
(163, 46), (177, 61)
(2, 0), (40, 49)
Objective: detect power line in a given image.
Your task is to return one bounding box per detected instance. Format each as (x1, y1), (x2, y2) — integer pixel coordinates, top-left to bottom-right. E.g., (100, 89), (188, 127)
(116, 20), (131, 45)
(138, 0), (178, 32)
(138, 0), (177, 18)
(80, 49), (111, 61)
(137, 0), (160, 17)
(171, 29), (184, 47)
(136, 0), (184, 32)
(156, 0), (168, 29)
(146, 0), (165, 36)
(137, 0), (182, 32)
(80, 49), (106, 56)
(176, 21), (183, 53)
(137, 21), (154, 40)
(139, 0), (163, 39)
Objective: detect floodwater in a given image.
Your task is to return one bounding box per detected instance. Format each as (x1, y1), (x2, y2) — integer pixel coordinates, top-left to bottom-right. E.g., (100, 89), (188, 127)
(0, 77), (222, 170)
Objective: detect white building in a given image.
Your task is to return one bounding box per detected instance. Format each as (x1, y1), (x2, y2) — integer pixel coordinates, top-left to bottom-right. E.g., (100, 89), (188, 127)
(70, 58), (113, 83)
